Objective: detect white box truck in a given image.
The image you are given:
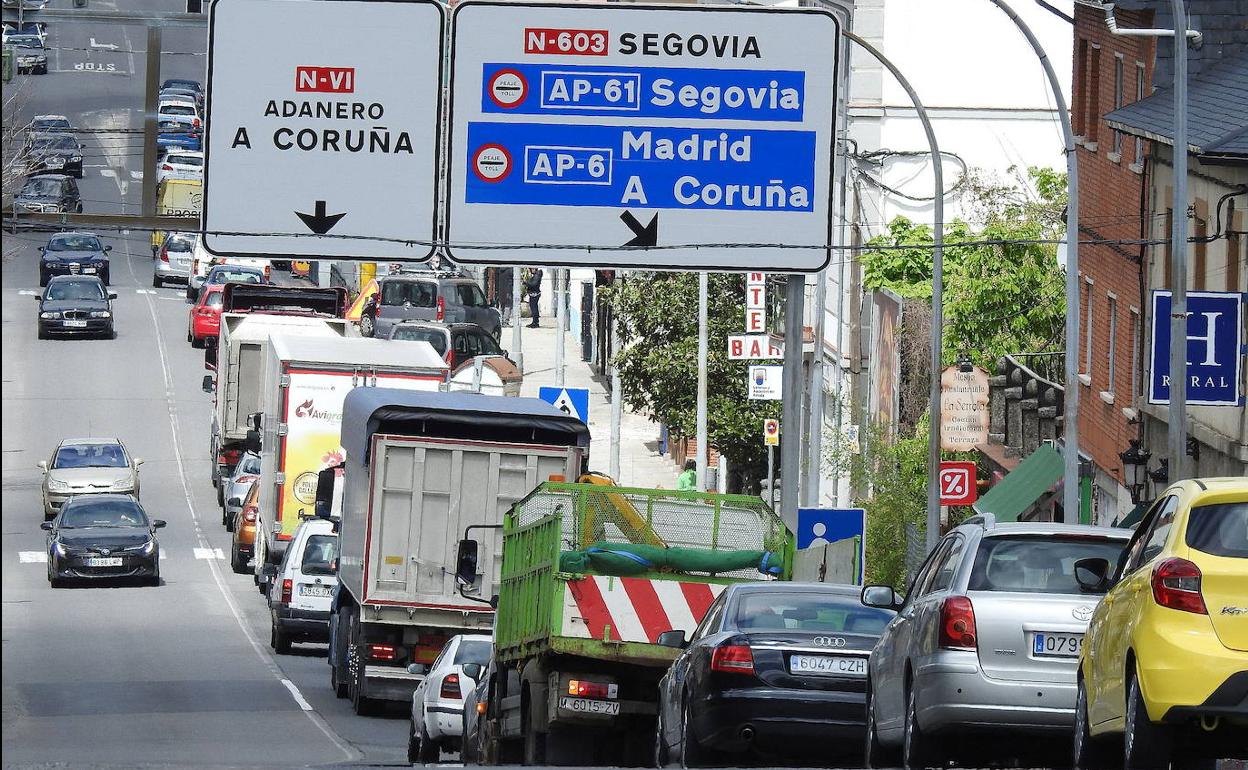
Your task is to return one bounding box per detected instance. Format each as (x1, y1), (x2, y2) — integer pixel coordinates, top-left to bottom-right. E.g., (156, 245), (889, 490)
(252, 336), (450, 595)
(327, 387), (591, 716)
(204, 284), (351, 503)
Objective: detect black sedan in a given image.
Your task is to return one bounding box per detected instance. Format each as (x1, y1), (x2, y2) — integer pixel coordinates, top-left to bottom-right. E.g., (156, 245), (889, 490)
(39, 232), (111, 286)
(26, 133), (85, 178)
(655, 582), (895, 767)
(36, 275), (116, 339)
(42, 494), (165, 587)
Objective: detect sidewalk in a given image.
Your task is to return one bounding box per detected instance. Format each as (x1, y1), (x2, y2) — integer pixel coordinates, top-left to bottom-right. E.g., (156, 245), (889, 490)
(498, 317), (680, 489)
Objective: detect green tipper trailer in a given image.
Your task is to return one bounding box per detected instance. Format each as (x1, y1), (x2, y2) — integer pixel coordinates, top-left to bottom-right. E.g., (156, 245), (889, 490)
(455, 481), (793, 765)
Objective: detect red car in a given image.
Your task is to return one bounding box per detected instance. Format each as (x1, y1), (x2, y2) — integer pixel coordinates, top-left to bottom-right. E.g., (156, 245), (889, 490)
(188, 284), (224, 348)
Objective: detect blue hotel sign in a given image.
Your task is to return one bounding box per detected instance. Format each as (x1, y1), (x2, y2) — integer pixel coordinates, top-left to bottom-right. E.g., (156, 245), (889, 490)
(1148, 291), (1244, 406)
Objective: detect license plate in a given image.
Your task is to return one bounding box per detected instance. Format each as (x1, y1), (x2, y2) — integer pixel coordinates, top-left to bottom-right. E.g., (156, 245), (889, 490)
(63, 320), (88, 328)
(84, 557), (122, 567)
(1033, 632), (1083, 658)
(47, 159), (63, 168)
(83, 267), (96, 273)
(558, 696), (619, 716)
(790, 654), (867, 676)
(299, 584), (333, 597)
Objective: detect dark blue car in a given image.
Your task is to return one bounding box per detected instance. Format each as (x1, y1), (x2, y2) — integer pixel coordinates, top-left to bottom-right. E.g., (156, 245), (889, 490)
(40, 232), (112, 286)
(157, 117), (201, 154)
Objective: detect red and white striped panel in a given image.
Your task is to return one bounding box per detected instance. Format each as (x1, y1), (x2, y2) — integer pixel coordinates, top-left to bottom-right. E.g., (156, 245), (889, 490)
(561, 576), (727, 644)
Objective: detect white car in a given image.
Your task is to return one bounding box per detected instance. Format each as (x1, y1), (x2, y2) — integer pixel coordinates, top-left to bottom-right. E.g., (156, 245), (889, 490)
(188, 238), (271, 300)
(408, 634), (493, 763)
(266, 517), (337, 654)
(157, 97), (203, 129)
(156, 149), (203, 185)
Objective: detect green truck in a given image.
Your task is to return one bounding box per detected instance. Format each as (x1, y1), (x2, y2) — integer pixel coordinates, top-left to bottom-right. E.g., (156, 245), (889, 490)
(454, 480), (794, 766)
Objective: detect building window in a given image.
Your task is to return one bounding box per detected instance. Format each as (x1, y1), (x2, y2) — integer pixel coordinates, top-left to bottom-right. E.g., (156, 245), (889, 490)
(1134, 63), (1147, 163)
(1088, 45), (1102, 144)
(1107, 295), (1118, 391)
(1112, 55), (1124, 157)
(1130, 308), (1141, 403)
(1228, 200), (1243, 292)
(1083, 278), (1095, 379)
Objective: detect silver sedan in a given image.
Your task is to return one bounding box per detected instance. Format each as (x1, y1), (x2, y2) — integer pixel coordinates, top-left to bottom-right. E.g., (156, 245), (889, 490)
(39, 438), (144, 520)
(860, 517), (1130, 768)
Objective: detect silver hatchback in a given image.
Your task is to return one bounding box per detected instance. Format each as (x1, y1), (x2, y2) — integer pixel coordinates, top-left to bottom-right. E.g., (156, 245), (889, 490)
(860, 516), (1130, 768)
(153, 232), (195, 288)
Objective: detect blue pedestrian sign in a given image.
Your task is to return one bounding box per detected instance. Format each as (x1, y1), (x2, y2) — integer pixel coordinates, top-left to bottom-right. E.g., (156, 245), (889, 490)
(1148, 291), (1243, 406)
(446, 1), (842, 271)
(539, 386), (590, 424)
(796, 508), (866, 583)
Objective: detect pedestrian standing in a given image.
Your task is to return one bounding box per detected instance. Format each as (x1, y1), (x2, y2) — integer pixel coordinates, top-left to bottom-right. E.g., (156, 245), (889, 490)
(497, 267), (514, 326)
(524, 268), (543, 328)
(676, 459), (696, 491)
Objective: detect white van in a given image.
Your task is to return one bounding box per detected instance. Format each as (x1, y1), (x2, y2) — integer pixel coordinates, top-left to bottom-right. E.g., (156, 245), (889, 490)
(267, 517), (337, 654)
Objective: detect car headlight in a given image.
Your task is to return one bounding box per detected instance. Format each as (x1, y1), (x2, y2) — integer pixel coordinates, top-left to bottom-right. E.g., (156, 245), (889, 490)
(46, 478), (69, 491)
(69, 155), (82, 162)
(53, 541), (69, 557)
(40, 312), (61, 319)
(90, 311), (111, 319)
(111, 478), (132, 490)
(141, 538), (157, 555)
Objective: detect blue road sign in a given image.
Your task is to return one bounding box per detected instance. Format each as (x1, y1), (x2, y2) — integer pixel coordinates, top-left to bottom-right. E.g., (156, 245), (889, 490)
(1148, 291), (1243, 406)
(796, 507), (866, 583)
(539, 386), (590, 424)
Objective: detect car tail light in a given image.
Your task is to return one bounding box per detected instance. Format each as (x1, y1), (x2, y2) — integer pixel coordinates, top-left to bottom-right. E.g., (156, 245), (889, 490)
(436, 296), (445, 321)
(939, 596), (977, 650)
(476, 701), (486, 715)
(567, 679), (615, 698)
(159, 247), (170, 263)
(1152, 558), (1207, 614)
(264, 265), (271, 282)
(280, 578), (292, 604)
(242, 508), (257, 523)
(445, 350), (456, 369)
(162, 164), (173, 171)
(440, 674), (462, 699)
(368, 644), (398, 661)
(192, 118), (201, 128)
(710, 644), (754, 674)
(236, 475), (257, 485)
(192, 258), (199, 274)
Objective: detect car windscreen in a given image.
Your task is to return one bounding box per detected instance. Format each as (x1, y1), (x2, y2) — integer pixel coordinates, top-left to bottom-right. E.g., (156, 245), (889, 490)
(46, 281), (105, 301)
(238, 454), (261, 476)
(166, 234), (196, 252)
(168, 154), (204, 167)
(453, 639), (493, 666)
(32, 120), (71, 131)
(454, 284), (487, 308)
(209, 270), (261, 284)
(391, 327), (447, 354)
(10, 36), (41, 47)
(47, 235), (101, 251)
(53, 443), (127, 468)
(732, 592), (894, 635)
(23, 178), (62, 196)
(59, 498), (147, 529)
(1185, 502), (1248, 558)
(968, 536), (1127, 594)
(158, 120), (193, 131)
(33, 136), (76, 151)
(204, 292), (224, 308)
(300, 534), (338, 575)
(160, 104), (196, 116)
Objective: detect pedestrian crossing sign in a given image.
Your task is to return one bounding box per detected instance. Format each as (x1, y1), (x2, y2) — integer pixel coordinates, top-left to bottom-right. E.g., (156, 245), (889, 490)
(538, 386), (590, 424)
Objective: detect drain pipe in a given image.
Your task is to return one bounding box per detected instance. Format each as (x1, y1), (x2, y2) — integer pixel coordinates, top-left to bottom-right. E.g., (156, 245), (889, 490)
(1099, 2), (1203, 46)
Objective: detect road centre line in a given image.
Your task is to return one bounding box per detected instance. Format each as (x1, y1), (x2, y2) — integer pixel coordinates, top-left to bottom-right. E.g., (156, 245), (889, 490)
(123, 240), (358, 761)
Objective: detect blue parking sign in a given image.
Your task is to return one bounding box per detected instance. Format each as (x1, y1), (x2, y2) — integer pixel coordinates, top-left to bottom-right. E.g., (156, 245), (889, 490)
(1148, 291), (1244, 406)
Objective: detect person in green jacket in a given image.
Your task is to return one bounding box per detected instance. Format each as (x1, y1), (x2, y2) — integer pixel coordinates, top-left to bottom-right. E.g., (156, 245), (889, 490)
(676, 459), (696, 491)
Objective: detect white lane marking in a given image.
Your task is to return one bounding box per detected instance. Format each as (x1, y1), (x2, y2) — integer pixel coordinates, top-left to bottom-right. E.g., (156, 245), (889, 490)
(18, 290), (38, 296)
(19, 552), (46, 563)
(134, 289), (156, 295)
(100, 169), (116, 178)
(90, 37), (120, 51)
(193, 547), (226, 560)
(130, 170), (143, 180)
(123, 242), (358, 760)
(281, 679), (314, 711)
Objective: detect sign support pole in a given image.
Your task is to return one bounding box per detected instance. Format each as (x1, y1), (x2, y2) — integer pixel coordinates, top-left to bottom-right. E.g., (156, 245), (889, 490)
(767, 443), (776, 510)
(555, 269), (565, 387)
(780, 274), (805, 532)
(610, 299), (622, 483)
(511, 268), (523, 372)
(696, 271), (709, 492)
(1167, 0), (1190, 482)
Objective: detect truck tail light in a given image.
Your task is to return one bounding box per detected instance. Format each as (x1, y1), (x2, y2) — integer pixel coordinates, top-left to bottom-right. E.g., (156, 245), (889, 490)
(710, 644), (754, 674)
(1152, 558), (1207, 614)
(939, 596), (977, 650)
(476, 701), (486, 715)
(280, 578), (292, 604)
(567, 679), (615, 698)
(436, 296), (445, 321)
(368, 644), (398, 661)
(440, 673), (461, 699)
(445, 350), (456, 369)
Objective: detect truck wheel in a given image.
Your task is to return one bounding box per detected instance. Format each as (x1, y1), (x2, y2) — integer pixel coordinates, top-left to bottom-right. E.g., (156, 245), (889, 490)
(521, 688), (545, 765)
(545, 726), (593, 767)
(330, 611), (350, 699)
(349, 616), (380, 717)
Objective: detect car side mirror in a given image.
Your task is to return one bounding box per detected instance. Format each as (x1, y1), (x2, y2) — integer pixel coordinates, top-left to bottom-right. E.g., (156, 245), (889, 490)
(108, 292), (118, 300)
(461, 662), (484, 682)
(133, 458), (145, 467)
(1074, 557), (1112, 593)
(244, 429), (261, 455)
(455, 539), (479, 586)
(406, 663), (428, 676)
(201, 375), (214, 393)
(37, 460), (48, 472)
(861, 584), (903, 611)
(40, 521), (53, 531)
(152, 520), (167, 529)
(656, 629), (687, 649)
(38, 246), (45, 253)
(104, 245), (112, 252)
(227, 497), (242, 508)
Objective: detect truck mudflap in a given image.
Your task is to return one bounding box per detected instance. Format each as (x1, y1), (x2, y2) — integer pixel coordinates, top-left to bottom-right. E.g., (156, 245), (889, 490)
(361, 664), (425, 702)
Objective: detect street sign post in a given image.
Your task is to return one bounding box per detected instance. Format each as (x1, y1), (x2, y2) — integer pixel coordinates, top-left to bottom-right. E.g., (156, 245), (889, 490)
(446, 2), (840, 270)
(202, 0), (444, 261)
(938, 461), (977, 507)
(763, 418), (779, 446)
(538, 386), (590, 423)
(1148, 290), (1243, 406)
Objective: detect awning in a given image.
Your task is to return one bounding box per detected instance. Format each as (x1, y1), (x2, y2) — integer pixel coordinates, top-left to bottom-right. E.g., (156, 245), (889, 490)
(1114, 500), (1151, 529)
(973, 444), (1063, 522)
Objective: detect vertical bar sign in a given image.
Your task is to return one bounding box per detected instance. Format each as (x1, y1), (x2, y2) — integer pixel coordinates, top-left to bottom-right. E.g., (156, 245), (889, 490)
(746, 272), (766, 333)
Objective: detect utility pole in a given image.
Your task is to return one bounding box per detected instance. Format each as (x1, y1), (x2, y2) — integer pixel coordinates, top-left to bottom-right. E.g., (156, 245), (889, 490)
(610, 299), (622, 482)
(695, 271), (708, 491)
(780, 275), (805, 531)
(511, 268), (523, 372)
(554, 270), (565, 386)
(1167, 0), (1190, 482)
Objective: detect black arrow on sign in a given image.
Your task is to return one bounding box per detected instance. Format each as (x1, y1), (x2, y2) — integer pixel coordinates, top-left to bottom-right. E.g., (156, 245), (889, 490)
(620, 211), (658, 247)
(295, 200), (347, 235)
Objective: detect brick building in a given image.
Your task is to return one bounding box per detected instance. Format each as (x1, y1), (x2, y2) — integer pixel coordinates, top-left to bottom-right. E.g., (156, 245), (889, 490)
(1071, 2), (1157, 524)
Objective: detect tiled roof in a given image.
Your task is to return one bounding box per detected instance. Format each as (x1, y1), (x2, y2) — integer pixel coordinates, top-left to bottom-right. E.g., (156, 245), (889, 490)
(1115, 0), (1248, 84)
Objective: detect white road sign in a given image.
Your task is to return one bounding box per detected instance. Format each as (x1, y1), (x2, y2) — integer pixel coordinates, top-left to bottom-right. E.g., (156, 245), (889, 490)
(748, 365), (783, 400)
(446, 1), (841, 271)
(202, 0), (444, 261)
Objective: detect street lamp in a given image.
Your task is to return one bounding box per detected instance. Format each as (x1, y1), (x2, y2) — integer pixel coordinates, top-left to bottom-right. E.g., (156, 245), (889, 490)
(1148, 458), (1170, 498)
(1119, 439), (1151, 504)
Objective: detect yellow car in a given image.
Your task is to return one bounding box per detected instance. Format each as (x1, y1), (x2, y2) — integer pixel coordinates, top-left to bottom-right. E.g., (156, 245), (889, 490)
(1073, 477), (1248, 769)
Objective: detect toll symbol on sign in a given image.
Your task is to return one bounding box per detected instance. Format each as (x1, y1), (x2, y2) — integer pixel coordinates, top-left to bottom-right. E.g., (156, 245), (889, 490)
(488, 69), (528, 108)
(473, 144), (512, 183)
